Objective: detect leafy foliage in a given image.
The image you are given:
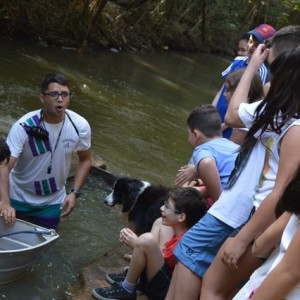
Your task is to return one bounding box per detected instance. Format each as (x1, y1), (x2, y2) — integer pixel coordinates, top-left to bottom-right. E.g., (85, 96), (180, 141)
(0, 0), (298, 53)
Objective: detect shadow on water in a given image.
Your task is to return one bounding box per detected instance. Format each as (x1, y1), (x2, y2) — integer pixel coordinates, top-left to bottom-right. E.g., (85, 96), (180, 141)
(0, 38), (228, 298)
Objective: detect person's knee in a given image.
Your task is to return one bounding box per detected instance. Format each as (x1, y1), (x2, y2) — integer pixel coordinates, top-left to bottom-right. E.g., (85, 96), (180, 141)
(136, 232), (156, 249)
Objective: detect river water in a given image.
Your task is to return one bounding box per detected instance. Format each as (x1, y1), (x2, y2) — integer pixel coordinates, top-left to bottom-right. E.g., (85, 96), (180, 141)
(0, 38), (228, 299)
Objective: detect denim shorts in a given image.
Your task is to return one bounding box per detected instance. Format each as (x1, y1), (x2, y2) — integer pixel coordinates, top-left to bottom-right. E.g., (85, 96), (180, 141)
(173, 213), (234, 278)
(137, 262), (171, 300)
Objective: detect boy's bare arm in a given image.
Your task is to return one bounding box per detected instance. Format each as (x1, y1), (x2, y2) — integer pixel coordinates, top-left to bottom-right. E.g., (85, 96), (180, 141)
(225, 44), (269, 128)
(222, 126), (300, 269)
(197, 157), (222, 202)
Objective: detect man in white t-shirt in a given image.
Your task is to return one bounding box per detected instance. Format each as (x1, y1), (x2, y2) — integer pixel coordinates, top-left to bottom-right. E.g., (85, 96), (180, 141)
(6, 73), (92, 229)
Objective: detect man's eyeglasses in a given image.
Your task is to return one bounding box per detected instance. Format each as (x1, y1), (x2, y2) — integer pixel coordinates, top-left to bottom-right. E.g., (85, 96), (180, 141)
(43, 91), (71, 100)
(163, 200), (181, 214)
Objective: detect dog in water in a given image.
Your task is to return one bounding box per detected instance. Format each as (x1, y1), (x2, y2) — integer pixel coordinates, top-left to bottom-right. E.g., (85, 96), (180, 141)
(104, 177), (169, 235)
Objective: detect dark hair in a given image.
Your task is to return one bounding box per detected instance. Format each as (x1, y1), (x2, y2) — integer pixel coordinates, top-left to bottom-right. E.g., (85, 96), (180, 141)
(241, 47), (300, 152)
(226, 69), (263, 104)
(234, 33), (250, 56)
(41, 73), (69, 94)
(269, 25), (300, 60)
(187, 104), (221, 137)
(0, 137), (11, 165)
(169, 187), (207, 228)
(239, 32), (250, 42)
(276, 168), (300, 217)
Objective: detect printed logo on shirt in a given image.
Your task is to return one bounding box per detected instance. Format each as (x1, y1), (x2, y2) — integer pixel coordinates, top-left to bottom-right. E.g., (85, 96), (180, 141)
(34, 177), (58, 195)
(62, 138), (76, 149)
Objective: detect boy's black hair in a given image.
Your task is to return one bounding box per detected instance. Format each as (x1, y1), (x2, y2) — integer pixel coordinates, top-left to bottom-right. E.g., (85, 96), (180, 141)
(0, 137), (11, 165)
(276, 168), (300, 217)
(187, 104), (221, 138)
(169, 187), (207, 228)
(239, 32), (250, 42)
(41, 73), (69, 94)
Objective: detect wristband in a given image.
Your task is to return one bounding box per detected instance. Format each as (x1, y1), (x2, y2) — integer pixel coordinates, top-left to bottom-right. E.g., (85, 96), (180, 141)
(70, 188), (81, 198)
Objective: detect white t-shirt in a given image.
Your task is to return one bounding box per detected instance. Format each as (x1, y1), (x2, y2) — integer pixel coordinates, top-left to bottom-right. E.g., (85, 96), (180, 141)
(209, 102), (298, 228)
(7, 109), (91, 206)
(208, 101), (266, 228)
(250, 117), (300, 209)
(233, 214), (300, 300)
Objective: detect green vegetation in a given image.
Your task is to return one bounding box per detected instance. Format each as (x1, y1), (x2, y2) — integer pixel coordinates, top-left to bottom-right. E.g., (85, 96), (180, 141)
(0, 0), (299, 54)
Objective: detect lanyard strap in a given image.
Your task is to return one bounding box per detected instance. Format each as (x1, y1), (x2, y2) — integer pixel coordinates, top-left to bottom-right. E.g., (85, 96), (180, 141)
(43, 118), (65, 174)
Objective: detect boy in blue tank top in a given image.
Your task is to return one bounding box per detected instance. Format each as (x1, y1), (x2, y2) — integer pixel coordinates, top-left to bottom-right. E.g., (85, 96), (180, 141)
(186, 104), (239, 204)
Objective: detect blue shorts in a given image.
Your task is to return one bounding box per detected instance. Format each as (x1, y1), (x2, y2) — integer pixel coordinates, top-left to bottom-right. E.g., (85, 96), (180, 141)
(173, 213), (234, 278)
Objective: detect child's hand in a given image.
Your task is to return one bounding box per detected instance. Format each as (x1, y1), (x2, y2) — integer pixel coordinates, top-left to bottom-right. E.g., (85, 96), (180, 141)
(175, 164), (197, 186)
(248, 44), (270, 72)
(119, 228), (138, 249)
(221, 236), (249, 270)
(182, 179), (203, 187)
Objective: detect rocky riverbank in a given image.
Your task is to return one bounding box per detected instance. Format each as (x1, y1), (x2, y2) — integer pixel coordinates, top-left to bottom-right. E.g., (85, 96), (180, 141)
(68, 159), (130, 299)
(70, 244), (131, 300)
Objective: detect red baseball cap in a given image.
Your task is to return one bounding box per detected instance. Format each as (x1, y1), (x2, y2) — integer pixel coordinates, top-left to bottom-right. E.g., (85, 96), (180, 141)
(249, 24), (276, 43)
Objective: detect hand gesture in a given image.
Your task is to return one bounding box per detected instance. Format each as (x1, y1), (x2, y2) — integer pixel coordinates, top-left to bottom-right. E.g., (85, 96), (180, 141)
(175, 164), (197, 186)
(221, 236), (249, 270)
(0, 203), (16, 226)
(248, 44), (270, 72)
(60, 193), (76, 217)
(120, 228), (138, 249)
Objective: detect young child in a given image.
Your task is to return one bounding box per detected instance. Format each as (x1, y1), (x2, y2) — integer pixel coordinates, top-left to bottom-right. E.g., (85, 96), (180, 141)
(176, 104), (238, 202)
(201, 28), (300, 299)
(224, 68), (263, 145)
(165, 26), (300, 300)
(174, 70), (263, 186)
(0, 136), (15, 225)
(235, 33), (250, 56)
(178, 104), (239, 204)
(91, 187), (207, 300)
(212, 24), (276, 139)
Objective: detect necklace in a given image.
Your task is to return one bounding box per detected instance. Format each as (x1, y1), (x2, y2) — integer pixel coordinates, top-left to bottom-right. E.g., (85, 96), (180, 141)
(43, 118), (65, 174)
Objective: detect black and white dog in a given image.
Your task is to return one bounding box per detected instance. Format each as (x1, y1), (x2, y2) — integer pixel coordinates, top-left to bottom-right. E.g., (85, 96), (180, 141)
(104, 177), (169, 235)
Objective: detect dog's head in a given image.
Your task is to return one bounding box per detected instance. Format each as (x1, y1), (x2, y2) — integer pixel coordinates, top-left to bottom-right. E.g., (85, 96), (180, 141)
(104, 177), (150, 212)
